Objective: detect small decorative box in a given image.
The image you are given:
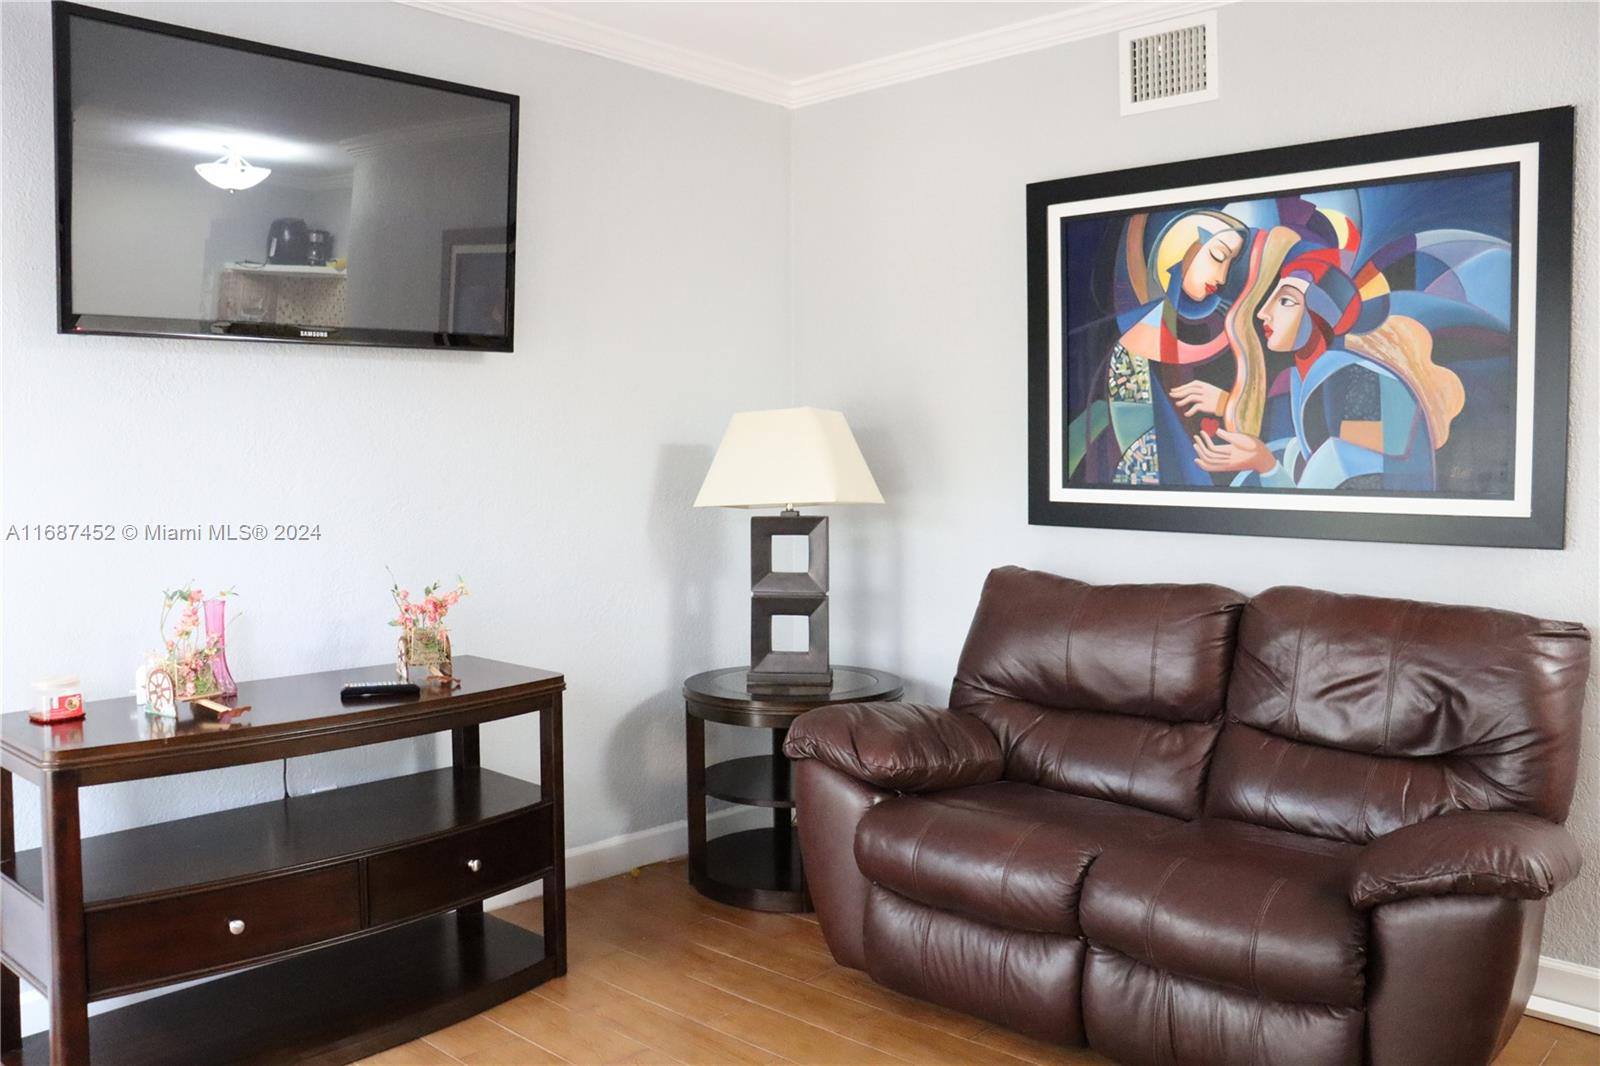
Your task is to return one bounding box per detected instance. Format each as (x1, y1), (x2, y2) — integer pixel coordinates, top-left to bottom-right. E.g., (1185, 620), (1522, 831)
(30, 677), (86, 724)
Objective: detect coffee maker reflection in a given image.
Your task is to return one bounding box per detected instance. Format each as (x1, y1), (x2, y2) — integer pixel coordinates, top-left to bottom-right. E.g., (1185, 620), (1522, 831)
(307, 230), (334, 267)
(266, 218), (309, 264)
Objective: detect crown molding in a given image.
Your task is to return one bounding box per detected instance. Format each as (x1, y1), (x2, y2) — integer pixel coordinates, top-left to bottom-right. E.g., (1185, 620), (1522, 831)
(788, 0), (1232, 107)
(397, 1), (792, 106)
(397, 0), (1234, 110)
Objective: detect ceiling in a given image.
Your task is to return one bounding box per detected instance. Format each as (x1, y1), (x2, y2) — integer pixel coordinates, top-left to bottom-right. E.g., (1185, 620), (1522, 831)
(400, 0), (1226, 108)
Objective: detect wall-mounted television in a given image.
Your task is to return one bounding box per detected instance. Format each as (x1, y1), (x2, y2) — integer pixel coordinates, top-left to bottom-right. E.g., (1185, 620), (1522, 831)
(52, 2), (518, 351)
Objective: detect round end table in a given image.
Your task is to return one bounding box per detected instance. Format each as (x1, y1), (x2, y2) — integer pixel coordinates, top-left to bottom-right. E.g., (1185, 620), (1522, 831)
(683, 665), (903, 912)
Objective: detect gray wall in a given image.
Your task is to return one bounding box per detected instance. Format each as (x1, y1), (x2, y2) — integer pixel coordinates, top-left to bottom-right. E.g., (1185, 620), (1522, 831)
(790, 1), (1599, 967)
(2, 0), (786, 876)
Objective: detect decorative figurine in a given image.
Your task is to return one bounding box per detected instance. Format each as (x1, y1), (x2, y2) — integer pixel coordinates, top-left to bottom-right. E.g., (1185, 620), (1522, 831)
(389, 575), (468, 686)
(146, 665), (178, 718)
(142, 584), (238, 715)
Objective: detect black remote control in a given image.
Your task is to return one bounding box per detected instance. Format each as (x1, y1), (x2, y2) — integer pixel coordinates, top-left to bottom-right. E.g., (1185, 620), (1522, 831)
(340, 681), (421, 701)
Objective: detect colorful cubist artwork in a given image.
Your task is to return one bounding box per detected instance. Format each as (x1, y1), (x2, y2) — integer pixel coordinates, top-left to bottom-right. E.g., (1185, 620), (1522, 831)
(1056, 165), (1524, 505)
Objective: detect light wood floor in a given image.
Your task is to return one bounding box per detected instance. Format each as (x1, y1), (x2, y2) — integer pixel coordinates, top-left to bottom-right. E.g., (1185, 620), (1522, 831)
(358, 859), (1600, 1066)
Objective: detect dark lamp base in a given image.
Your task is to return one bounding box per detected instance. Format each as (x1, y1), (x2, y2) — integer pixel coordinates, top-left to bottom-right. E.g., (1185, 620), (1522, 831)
(748, 512), (832, 686)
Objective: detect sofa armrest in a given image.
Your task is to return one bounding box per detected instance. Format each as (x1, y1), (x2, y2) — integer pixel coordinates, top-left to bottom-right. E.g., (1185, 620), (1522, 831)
(783, 702), (1002, 793)
(1349, 811), (1582, 910)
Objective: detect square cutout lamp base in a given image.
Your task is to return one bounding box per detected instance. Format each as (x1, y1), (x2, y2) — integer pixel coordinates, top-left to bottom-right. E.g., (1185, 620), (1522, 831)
(747, 512), (832, 692)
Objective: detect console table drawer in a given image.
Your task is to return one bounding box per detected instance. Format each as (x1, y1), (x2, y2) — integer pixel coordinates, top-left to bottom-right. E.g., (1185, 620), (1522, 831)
(86, 862), (363, 995)
(367, 806), (552, 925)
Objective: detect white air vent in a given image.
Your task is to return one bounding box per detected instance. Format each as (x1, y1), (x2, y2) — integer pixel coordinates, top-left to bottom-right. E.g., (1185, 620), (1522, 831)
(1119, 11), (1219, 115)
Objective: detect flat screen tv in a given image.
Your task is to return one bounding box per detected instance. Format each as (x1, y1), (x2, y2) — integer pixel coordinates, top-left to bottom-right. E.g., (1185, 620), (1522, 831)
(52, 2), (518, 350)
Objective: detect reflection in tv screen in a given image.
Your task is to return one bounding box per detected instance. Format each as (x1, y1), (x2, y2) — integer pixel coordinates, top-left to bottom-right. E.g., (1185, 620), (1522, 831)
(57, 4), (517, 350)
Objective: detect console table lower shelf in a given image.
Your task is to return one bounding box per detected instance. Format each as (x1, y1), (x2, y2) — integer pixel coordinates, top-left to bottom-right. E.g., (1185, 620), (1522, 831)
(0, 655), (566, 1066)
(16, 912), (546, 1066)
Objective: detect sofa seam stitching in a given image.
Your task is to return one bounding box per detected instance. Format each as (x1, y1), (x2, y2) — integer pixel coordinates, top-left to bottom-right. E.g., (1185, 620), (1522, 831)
(1286, 594), (1315, 740)
(1009, 708), (1050, 780)
(1356, 869), (1546, 903)
(905, 809), (941, 901)
(1124, 719), (1156, 805)
(1249, 995), (1267, 1066)
(1353, 761), (1383, 843)
(997, 927), (1016, 1029)
(1379, 602), (1417, 757)
(1257, 736), (1292, 829)
(917, 902), (933, 992)
(1147, 587), (1173, 712)
(995, 821), (1044, 923)
(1143, 857), (1187, 970)
(1063, 586), (1092, 701)
(1246, 877), (1286, 999)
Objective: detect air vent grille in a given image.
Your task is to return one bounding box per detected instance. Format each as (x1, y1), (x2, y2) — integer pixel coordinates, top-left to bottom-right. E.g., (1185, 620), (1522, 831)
(1118, 12), (1219, 115)
(1128, 24), (1207, 104)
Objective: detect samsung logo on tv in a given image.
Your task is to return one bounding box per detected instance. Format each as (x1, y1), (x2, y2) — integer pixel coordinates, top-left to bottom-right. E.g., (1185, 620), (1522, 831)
(299, 329), (330, 338)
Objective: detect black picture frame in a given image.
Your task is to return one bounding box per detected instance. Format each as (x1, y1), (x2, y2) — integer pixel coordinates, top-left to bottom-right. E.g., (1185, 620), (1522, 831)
(51, 1), (519, 352)
(1026, 107), (1574, 548)
(439, 228), (512, 341)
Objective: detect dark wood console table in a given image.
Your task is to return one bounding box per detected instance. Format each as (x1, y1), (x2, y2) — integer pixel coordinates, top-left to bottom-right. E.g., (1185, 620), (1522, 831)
(683, 666), (901, 913)
(0, 656), (565, 1066)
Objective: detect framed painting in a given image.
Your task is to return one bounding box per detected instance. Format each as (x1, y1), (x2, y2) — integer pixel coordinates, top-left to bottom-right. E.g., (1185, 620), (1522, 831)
(1027, 107), (1574, 547)
(440, 227), (511, 338)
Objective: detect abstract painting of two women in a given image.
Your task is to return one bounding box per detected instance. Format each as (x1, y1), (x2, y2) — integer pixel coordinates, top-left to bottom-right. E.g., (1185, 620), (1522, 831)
(1060, 168), (1516, 498)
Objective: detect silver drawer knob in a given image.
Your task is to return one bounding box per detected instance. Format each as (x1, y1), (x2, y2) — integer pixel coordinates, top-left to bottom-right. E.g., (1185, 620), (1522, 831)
(466, 858), (482, 873)
(228, 919), (246, 936)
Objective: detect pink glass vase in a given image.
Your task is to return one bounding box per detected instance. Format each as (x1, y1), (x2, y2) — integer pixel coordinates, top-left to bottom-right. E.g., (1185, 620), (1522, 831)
(204, 598), (238, 696)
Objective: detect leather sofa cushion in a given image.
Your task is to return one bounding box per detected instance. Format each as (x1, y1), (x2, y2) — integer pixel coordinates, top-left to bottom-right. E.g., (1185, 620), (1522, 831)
(965, 696), (1221, 819)
(1080, 819), (1366, 1008)
(1083, 944), (1363, 1066)
(1218, 586), (1589, 838)
(855, 782), (1179, 936)
(951, 566), (1246, 721)
(864, 886), (1086, 1046)
(1206, 722), (1465, 844)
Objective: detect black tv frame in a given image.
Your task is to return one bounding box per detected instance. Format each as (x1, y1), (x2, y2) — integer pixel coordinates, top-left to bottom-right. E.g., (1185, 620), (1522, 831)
(51, 1), (519, 352)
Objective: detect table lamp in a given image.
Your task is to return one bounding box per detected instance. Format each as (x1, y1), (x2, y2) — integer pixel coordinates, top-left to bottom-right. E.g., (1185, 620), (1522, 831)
(695, 406), (884, 690)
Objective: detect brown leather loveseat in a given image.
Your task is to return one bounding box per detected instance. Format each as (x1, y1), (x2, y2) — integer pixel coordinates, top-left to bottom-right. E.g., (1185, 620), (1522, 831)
(783, 566), (1589, 1066)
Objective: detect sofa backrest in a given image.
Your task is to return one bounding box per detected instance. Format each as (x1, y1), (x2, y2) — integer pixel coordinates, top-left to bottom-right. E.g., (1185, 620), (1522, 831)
(1207, 585), (1591, 843)
(949, 566), (1246, 820)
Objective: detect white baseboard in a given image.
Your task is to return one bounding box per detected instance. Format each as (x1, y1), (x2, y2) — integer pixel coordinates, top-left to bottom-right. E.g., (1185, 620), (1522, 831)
(22, 818), (1597, 1040)
(1527, 956), (1600, 1034)
(17, 805), (767, 1037)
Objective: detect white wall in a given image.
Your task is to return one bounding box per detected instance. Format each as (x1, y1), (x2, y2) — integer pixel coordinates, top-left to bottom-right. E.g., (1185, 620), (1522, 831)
(2, 0), (785, 890)
(790, 1), (1599, 968)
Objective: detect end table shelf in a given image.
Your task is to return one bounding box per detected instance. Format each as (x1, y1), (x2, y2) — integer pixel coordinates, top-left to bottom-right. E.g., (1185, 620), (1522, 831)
(703, 755), (793, 808)
(683, 666), (902, 913)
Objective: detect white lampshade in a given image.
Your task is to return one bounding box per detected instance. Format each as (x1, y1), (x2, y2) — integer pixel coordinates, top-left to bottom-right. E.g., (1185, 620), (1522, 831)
(694, 406), (884, 509)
